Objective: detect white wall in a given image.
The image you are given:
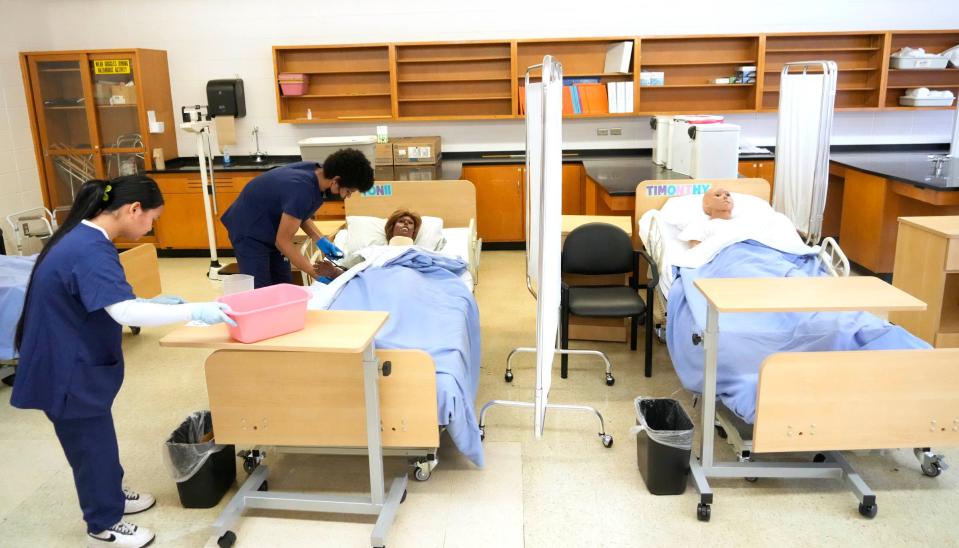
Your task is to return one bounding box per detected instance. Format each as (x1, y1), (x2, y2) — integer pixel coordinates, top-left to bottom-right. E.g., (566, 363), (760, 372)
(0, 0), (48, 252)
(1, 0), (958, 225)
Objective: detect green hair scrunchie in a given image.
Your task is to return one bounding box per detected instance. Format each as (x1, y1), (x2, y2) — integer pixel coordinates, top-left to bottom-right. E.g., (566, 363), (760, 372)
(102, 184), (112, 202)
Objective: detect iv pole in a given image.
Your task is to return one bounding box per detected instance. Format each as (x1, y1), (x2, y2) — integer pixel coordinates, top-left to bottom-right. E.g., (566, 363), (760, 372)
(180, 106), (223, 280)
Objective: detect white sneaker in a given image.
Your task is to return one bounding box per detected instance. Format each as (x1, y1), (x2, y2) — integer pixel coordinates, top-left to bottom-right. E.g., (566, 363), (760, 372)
(123, 487), (156, 515)
(88, 520), (155, 547)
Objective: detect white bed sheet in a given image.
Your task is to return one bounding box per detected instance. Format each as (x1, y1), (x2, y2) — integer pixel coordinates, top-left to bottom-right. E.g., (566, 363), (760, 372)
(334, 227), (471, 266)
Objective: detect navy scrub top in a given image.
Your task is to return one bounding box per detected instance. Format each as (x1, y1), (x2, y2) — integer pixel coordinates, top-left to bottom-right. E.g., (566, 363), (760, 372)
(221, 161), (326, 245)
(11, 224), (135, 419)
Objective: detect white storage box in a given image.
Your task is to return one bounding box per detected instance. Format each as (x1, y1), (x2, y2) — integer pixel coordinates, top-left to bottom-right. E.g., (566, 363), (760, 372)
(899, 96), (956, 107)
(690, 123), (740, 179)
(298, 135), (377, 166)
(890, 56), (949, 69)
(650, 115), (672, 166)
(668, 115), (724, 175)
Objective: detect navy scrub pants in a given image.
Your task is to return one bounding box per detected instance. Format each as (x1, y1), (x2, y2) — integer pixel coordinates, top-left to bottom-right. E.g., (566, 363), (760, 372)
(231, 236), (292, 289)
(49, 413), (125, 534)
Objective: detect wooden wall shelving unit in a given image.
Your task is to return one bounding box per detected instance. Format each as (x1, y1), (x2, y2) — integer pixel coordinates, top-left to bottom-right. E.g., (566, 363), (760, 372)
(273, 29), (959, 123)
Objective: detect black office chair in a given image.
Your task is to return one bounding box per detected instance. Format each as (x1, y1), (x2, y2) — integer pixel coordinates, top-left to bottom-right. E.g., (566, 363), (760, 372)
(561, 222), (659, 379)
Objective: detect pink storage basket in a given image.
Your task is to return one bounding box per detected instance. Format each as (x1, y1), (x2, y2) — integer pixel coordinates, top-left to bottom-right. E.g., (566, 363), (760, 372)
(278, 72), (308, 96)
(217, 284), (311, 343)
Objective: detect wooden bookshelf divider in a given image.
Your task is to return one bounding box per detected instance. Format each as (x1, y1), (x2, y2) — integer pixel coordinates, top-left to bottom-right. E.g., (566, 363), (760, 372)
(272, 30), (959, 123)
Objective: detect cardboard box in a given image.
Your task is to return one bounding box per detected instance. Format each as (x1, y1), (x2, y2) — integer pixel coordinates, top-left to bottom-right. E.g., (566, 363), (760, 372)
(110, 84), (137, 105)
(375, 142), (393, 166)
(392, 136), (441, 165)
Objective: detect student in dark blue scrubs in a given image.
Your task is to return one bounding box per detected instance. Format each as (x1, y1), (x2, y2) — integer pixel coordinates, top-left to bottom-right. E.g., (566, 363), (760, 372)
(12, 175), (234, 548)
(221, 148), (375, 288)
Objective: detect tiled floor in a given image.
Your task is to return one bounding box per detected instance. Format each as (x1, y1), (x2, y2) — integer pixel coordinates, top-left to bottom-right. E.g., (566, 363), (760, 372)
(1, 251), (957, 547)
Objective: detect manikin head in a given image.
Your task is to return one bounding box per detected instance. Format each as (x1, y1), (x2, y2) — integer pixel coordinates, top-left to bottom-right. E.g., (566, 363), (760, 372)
(703, 187), (734, 220)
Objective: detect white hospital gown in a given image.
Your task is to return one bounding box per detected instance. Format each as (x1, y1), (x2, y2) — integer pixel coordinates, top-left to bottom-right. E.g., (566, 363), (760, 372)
(678, 217), (739, 244)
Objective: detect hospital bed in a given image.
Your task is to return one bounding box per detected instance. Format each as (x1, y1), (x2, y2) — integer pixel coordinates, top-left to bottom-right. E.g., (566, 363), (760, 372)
(1, 243), (162, 379)
(330, 180), (482, 286)
(634, 179), (957, 520)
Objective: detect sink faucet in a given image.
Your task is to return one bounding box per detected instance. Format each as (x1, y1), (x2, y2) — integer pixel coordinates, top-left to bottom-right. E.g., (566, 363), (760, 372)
(252, 126), (267, 163)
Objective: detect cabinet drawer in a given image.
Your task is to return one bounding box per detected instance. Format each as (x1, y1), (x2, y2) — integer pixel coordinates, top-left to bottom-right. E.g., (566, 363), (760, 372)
(155, 175), (233, 194)
(947, 239), (959, 272)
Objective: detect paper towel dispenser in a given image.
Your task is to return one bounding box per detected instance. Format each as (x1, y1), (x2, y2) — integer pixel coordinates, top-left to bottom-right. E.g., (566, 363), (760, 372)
(206, 79), (246, 118)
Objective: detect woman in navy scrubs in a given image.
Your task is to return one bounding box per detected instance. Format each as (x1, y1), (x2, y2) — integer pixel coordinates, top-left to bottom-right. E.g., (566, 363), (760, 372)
(12, 175), (234, 548)
(221, 148), (375, 288)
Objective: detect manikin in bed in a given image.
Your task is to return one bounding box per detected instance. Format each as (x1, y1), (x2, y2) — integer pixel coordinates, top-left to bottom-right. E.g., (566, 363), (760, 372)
(308, 208), (484, 466)
(654, 191), (930, 424)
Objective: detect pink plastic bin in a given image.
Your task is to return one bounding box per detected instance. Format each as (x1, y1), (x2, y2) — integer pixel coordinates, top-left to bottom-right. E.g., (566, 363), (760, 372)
(217, 284), (311, 343)
(278, 73), (308, 96)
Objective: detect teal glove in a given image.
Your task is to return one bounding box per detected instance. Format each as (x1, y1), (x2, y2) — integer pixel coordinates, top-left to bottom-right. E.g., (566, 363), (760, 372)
(190, 302), (237, 326)
(142, 295), (185, 305)
(317, 236), (344, 259)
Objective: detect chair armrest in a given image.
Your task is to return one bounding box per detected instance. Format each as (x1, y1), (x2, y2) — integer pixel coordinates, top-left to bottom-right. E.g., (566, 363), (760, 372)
(635, 249), (660, 290)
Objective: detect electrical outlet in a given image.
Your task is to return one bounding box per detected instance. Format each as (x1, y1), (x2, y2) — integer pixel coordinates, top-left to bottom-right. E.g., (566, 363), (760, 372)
(610, 127), (622, 135)
(597, 128), (610, 136)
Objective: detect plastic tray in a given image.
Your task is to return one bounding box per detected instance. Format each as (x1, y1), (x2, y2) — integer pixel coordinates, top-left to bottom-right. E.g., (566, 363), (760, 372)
(217, 284), (311, 343)
(890, 56), (949, 69)
(899, 96), (955, 107)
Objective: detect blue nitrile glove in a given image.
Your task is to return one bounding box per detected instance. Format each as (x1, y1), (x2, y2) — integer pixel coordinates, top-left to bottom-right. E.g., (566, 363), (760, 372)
(190, 302), (237, 327)
(317, 236), (344, 259)
(317, 276), (333, 284)
(142, 295), (186, 305)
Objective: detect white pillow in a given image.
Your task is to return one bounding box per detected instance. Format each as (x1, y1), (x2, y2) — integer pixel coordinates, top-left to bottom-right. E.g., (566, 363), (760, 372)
(346, 216), (387, 252)
(414, 216), (446, 251)
(658, 191), (771, 229)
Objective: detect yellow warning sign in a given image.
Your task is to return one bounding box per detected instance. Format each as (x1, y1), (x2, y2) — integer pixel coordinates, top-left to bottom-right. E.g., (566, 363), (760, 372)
(93, 59), (131, 75)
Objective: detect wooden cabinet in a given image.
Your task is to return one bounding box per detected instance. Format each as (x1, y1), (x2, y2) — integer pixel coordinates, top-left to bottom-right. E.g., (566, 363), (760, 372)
(151, 171), (259, 250)
(890, 217), (959, 348)
(463, 164), (525, 243)
(273, 29), (959, 123)
(462, 162), (585, 242)
(20, 49), (176, 223)
(738, 159), (775, 197)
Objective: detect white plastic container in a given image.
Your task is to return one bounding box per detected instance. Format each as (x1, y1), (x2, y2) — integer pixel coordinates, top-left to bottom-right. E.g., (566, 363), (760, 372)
(668, 115), (724, 175)
(899, 96), (956, 107)
(650, 115), (672, 166)
(298, 135), (377, 166)
(890, 56), (949, 69)
(689, 123), (741, 179)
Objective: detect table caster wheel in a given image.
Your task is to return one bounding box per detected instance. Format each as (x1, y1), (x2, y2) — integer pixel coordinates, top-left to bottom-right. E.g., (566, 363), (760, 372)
(130, 326), (141, 335)
(813, 453), (827, 463)
(601, 434), (613, 448)
(504, 370), (513, 382)
(414, 466), (431, 482)
(715, 425), (728, 440)
(697, 503), (711, 522)
(605, 374), (615, 386)
(243, 458), (257, 475)
(258, 480), (268, 492)
(401, 489), (407, 503)
(480, 427), (485, 442)
(217, 531), (236, 548)
(858, 502), (878, 519)
(921, 461), (943, 477)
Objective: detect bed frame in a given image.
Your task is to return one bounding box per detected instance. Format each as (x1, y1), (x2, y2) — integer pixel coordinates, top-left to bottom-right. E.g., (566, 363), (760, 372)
(344, 180), (482, 282)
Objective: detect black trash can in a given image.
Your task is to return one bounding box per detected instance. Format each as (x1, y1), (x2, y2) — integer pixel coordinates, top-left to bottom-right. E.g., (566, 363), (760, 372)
(635, 398), (694, 495)
(164, 411), (236, 508)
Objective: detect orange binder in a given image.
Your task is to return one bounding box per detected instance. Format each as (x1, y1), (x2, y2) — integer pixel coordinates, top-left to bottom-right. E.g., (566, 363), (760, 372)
(575, 83), (609, 114)
(562, 86), (574, 115)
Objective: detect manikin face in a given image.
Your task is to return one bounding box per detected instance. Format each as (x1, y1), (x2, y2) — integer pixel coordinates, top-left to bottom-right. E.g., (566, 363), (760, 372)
(392, 215), (416, 238)
(703, 188), (733, 219)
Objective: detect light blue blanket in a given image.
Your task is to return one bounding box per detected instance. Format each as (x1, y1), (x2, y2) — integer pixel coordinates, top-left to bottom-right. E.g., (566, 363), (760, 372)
(329, 249), (484, 467)
(0, 255), (35, 360)
(666, 241), (930, 424)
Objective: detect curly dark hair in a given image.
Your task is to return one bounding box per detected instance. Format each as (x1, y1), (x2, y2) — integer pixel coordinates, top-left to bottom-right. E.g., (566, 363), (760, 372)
(322, 148), (374, 192)
(384, 209), (422, 239)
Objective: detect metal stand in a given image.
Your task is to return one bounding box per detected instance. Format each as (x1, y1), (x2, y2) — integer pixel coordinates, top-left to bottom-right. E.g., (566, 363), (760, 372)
(504, 346), (613, 385)
(211, 343), (408, 548)
(479, 57), (612, 448)
(180, 108), (223, 280)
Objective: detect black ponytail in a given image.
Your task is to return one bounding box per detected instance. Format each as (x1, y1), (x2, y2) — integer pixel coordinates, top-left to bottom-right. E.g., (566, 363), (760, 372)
(14, 175), (164, 351)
